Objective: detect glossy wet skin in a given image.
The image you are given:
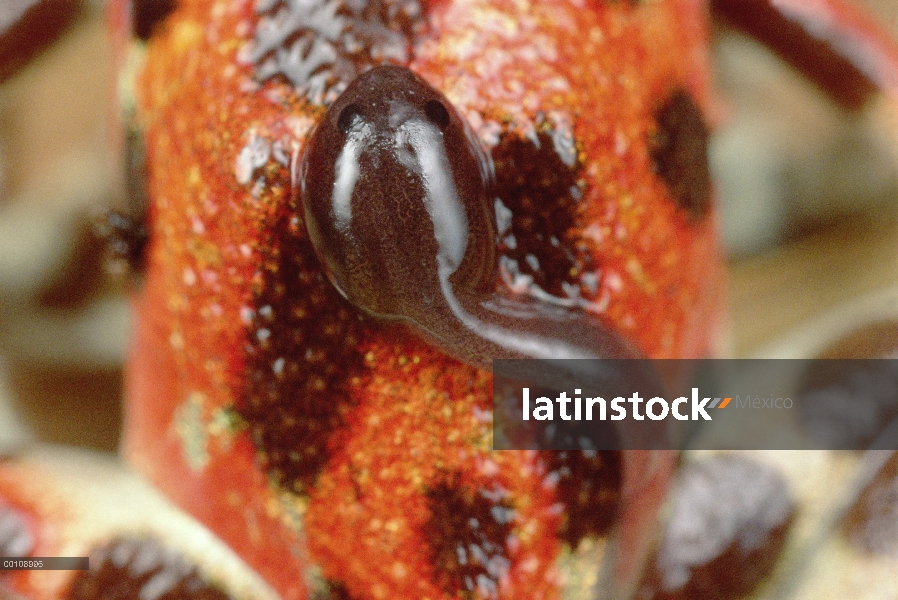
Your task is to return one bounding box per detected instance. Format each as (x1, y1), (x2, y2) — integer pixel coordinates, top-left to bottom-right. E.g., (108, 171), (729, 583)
(300, 65), (640, 366)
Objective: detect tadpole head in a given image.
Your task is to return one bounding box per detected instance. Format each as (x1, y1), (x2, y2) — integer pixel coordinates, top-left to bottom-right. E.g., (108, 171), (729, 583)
(299, 65), (496, 322)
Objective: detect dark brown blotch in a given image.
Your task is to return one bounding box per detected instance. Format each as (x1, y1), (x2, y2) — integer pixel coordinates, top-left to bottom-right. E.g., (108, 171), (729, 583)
(237, 213), (368, 494)
(132, 0), (177, 41)
(423, 477), (516, 600)
(544, 451), (621, 547)
(66, 537), (232, 600)
(249, 0), (426, 105)
(636, 455), (794, 600)
(491, 116), (596, 302)
(649, 89), (712, 221)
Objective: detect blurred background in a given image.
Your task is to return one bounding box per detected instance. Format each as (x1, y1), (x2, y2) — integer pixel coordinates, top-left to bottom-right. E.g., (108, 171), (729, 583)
(0, 0), (125, 452)
(0, 0), (896, 453)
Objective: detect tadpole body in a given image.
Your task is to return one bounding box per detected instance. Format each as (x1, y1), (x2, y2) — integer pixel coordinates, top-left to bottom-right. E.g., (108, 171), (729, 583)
(300, 65), (640, 367)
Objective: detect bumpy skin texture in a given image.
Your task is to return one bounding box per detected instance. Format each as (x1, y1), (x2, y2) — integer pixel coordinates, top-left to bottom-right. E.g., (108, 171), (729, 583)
(123, 1), (724, 599)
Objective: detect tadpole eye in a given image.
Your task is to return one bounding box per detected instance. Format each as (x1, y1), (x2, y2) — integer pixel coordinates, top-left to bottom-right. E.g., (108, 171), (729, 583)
(337, 103), (363, 133)
(424, 99), (451, 129)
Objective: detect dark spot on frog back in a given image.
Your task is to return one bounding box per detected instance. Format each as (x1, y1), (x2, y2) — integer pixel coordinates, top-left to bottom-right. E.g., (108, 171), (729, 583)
(132, 0), (177, 41)
(423, 475), (516, 600)
(491, 114), (599, 303)
(66, 537), (233, 600)
(249, 0), (427, 105)
(543, 450), (622, 547)
(649, 89), (712, 221)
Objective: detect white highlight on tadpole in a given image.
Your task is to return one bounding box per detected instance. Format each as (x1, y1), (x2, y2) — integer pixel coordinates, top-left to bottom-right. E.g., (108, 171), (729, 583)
(331, 122), (372, 232)
(395, 119), (468, 271)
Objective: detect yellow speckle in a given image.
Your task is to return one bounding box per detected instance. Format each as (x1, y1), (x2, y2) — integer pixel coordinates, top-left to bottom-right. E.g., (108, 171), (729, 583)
(189, 238), (222, 267)
(392, 562), (407, 578)
(171, 20), (203, 56)
(169, 330), (185, 350)
(187, 165), (201, 187)
(209, 406), (246, 438)
(626, 258), (656, 293)
(174, 392), (209, 471)
(264, 495), (281, 519)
